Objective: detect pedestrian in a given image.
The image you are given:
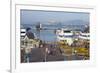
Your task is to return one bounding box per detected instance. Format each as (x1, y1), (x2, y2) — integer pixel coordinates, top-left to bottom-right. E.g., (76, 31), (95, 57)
(24, 48), (31, 62)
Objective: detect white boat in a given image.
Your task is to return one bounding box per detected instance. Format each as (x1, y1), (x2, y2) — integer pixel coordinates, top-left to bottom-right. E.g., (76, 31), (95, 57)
(21, 28), (26, 37)
(56, 29), (74, 45)
(56, 28), (90, 45)
(79, 32), (90, 40)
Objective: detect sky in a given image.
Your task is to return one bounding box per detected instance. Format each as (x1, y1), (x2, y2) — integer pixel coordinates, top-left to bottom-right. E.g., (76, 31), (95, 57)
(20, 10), (89, 25)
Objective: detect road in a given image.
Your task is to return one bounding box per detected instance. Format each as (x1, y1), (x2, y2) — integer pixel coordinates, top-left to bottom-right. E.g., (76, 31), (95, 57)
(21, 44), (89, 63)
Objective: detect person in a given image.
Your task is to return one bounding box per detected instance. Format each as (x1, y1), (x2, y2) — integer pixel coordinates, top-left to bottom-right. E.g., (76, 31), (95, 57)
(45, 48), (50, 54)
(59, 48), (63, 54)
(24, 48), (31, 62)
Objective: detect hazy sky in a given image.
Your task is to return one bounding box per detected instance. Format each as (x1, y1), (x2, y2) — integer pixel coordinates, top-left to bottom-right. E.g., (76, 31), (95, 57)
(20, 10), (89, 25)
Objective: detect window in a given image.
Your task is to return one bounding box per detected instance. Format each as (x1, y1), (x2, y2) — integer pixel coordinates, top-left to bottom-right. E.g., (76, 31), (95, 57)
(64, 30), (71, 33)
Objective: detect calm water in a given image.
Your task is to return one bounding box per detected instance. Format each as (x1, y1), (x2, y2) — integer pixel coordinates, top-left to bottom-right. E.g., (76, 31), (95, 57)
(22, 24), (86, 42)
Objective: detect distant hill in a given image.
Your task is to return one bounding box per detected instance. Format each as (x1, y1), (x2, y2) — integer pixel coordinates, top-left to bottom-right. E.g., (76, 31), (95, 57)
(64, 20), (89, 25)
(21, 20), (89, 31)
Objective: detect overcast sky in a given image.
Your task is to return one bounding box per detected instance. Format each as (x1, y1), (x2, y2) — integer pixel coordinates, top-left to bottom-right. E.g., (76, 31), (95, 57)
(20, 10), (89, 25)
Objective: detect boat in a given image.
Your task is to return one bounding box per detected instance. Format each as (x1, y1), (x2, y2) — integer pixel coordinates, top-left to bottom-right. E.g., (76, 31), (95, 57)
(21, 28), (26, 38)
(56, 29), (74, 46)
(79, 32), (90, 40)
(56, 28), (90, 46)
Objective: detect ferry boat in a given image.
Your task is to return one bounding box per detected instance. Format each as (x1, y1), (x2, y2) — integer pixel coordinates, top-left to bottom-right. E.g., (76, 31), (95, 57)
(21, 28), (26, 38)
(56, 28), (90, 45)
(56, 29), (74, 46)
(79, 32), (90, 40)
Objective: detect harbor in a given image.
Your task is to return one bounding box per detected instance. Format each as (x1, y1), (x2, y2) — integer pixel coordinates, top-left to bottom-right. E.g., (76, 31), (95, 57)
(20, 10), (90, 63)
(20, 23), (90, 63)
